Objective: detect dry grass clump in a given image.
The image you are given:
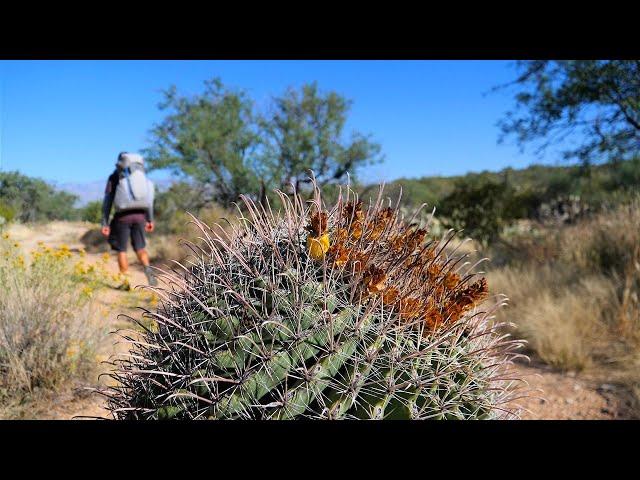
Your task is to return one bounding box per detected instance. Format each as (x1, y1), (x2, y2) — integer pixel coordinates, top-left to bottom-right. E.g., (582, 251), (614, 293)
(146, 234), (188, 264)
(490, 226), (563, 268)
(148, 210), (234, 265)
(489, 266), (614, 371)
(0, 235), (106, 417)
(487, 199), (640, 411)
(565, 201), (640, 277)
(163, 203), (233, 236)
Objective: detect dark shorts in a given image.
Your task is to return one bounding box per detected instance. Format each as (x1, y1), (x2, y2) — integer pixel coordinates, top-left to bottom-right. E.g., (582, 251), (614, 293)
(108, 220), (146, 252)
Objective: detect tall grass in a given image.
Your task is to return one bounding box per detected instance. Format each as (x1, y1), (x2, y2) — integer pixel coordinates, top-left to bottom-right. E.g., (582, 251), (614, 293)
(486, 199), (640, 411)
(0, 237), (104, 416)
(489, 266), (615, 371)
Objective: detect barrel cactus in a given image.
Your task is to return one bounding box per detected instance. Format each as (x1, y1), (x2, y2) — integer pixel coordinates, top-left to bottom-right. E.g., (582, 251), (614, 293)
(104, 181), (525, 419)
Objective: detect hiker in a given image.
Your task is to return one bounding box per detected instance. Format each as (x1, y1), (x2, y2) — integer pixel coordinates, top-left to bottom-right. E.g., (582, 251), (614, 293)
(101, 152), (157, 288)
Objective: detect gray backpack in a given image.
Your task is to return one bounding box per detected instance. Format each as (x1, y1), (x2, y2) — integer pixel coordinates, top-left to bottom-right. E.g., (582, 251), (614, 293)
(113, 153), (155, 213)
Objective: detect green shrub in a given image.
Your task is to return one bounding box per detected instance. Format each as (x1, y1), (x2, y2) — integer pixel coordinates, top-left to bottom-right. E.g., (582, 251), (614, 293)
(81, 200), (103, 224)
(0, 171), (78, 223)
(0, 202), (16, 230)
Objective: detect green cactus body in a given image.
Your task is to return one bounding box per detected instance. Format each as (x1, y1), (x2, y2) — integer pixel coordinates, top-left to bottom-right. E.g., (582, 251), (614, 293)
(213, 307), (356, 419)
(106, 183), (526, 420)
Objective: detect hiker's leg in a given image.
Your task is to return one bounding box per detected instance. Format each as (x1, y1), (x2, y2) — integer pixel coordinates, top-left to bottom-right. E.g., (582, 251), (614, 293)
(117, 251), (129, 274)
(132, 222), (157, 286)
(137, 248), (157, 286)
(135, 248), (150, 267)
(109, 220), (130, 274)
(131, 222), (148, 265)
(106, 222), (132, 290)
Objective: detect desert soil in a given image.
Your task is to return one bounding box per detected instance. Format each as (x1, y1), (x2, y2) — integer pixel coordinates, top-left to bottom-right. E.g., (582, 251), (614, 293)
(513, 361), (635, 419)
(5, 221), (635, 420)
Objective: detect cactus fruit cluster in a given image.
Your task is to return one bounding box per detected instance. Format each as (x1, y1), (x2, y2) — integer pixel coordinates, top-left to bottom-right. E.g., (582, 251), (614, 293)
(104, 181), (525, 419)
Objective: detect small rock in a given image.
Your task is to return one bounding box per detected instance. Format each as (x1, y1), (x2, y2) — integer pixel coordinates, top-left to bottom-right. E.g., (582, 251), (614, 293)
(539, 398), (546, 405)
(601, 407), (612, 415)
(565, 398), (574, 405)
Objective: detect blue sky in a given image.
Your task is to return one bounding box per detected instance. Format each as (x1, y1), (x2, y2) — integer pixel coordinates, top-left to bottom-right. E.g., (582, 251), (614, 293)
(0, 60), (566, 195)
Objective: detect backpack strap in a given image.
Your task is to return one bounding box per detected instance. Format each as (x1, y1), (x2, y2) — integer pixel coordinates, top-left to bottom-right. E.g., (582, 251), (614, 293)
(123, 167), (137, 200)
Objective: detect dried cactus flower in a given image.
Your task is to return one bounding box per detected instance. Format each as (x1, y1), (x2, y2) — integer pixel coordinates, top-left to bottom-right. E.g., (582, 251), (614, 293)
(104, 179), (526, 420)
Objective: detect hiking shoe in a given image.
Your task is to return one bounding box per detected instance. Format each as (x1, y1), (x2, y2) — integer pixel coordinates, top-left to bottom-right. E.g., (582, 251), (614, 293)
(144, 265), (158, 287)
(116, 274), (132, 291)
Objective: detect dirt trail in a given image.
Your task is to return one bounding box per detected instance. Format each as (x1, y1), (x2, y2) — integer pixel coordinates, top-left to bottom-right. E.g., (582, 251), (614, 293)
(6, 221), (634, 420)
(513, 362), (635, 419)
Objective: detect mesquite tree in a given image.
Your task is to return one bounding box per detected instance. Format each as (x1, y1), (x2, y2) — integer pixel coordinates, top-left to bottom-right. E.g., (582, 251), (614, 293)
(498, 60), (640, 165)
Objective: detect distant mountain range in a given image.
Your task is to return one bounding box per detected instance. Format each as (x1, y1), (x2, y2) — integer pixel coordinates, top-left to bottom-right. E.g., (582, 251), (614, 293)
(57, 177), (174, 206)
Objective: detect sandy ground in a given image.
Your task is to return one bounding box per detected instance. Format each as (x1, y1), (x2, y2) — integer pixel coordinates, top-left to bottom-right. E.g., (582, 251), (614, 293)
(4, 221), (636, 420)
(513, 361), (636, 419)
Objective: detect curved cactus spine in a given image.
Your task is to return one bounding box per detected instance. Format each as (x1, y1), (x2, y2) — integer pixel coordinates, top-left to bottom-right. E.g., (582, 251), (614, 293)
(324, 335), (385, 419)
(104, 177), (527, 420)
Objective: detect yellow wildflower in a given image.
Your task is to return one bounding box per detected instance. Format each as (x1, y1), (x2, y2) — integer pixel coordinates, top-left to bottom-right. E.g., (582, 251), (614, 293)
(307, 233), (330, 260)
(74, 261), (87, 275)
(15, 255), (26, 269)
(120, 276), (131, 291)
(66, 340), (79, 358)
(149, 293), (159, 307)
